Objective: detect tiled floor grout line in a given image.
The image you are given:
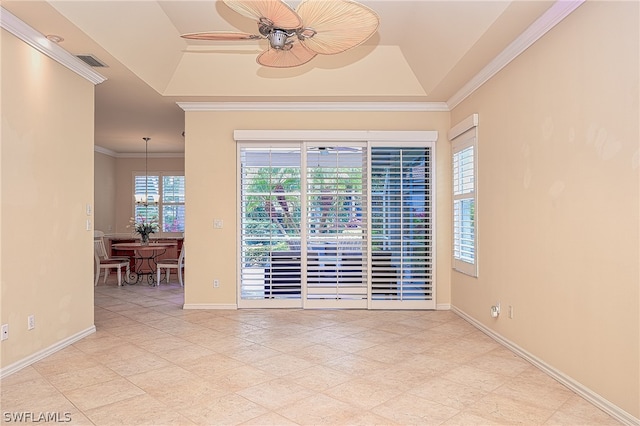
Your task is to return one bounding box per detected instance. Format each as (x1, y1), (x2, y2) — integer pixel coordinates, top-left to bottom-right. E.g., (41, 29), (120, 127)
(0, 278), (622, 425)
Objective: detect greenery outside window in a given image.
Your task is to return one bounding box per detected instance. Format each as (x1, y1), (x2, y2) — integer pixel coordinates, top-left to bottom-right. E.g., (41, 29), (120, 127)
(238, 139), (435, 309)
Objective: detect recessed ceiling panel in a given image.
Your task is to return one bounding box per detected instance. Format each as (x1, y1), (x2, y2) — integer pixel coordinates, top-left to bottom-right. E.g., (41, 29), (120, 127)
(165, 45), (426, 97)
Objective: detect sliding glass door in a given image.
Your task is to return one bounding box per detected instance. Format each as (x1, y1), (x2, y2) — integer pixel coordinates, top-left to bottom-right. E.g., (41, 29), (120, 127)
(305, 145), (368, 308)
(239, 146), (302, 307)
(238, 141), (435, 309)
(370, 146), (434, 309)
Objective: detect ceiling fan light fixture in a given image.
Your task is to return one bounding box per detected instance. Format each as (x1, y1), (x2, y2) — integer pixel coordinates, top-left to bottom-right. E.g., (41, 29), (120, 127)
(268, 29), (290, 49)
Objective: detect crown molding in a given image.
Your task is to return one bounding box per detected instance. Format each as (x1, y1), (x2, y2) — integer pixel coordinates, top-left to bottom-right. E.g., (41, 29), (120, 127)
(94, 145), (117, 157)
(447, 0), (585, 109)
(234, 129), (438, 143)
(0, 7), (106, 85)
(177, 102), (449, 112)
(94, 145), (184, 158)
(117, 152), (185, 159)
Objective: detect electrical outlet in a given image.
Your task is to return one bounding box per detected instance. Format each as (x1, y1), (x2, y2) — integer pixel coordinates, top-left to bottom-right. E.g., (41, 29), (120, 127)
(213, 219), (223, 229)
(28, 315), (35, 330)
(509, 305), (514, 319)
(1, 324), (8, 340)
(213, 279), (220, 288)
(490, 302), (501, 318)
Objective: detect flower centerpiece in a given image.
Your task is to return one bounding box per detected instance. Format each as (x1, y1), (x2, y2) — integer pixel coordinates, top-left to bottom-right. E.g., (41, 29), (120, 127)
(129, 215), (159, 245)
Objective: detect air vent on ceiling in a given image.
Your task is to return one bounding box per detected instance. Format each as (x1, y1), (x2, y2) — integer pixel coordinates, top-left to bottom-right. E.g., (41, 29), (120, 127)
(76, 54), (108, 68)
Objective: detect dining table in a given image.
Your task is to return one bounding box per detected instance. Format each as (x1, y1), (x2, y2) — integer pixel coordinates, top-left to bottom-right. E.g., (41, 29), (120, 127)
(112, 242), (177, 285)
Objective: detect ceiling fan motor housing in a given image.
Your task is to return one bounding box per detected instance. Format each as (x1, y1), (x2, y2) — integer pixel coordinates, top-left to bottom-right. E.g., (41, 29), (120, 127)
(268, 29), (290, 49)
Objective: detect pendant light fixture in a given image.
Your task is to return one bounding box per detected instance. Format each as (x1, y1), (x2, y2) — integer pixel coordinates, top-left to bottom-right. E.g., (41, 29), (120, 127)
(134, 137), (159, 206)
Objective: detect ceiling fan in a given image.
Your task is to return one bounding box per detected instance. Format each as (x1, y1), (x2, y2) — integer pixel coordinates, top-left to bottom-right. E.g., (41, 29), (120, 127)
(180, 0), (379, 68)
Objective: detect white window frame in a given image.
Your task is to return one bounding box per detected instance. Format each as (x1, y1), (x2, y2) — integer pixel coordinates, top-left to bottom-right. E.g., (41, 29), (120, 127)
(449, 114), (478, 277)
(133, 171), (185, 236)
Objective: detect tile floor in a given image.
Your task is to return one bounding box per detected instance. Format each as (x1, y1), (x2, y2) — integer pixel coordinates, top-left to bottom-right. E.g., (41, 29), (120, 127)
(1, 278), (622, 425)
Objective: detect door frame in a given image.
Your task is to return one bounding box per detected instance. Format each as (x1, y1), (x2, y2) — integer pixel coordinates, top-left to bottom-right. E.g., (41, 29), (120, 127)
(235, 130), (438, 309)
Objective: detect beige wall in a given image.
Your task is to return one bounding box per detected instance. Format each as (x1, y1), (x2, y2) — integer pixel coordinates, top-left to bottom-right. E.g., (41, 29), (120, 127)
(3, 0), (637, 419)
(94, 151), (117, 234)
(1, 31), (95, 367)
(184, 111), (452, 308)
(450, 2), (639, 417)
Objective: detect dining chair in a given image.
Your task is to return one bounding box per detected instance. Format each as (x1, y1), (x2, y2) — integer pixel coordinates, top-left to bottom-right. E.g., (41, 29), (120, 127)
(94, 239), (130, 286)
(156, 243), (185, 287)
(94, 230), (130, 262)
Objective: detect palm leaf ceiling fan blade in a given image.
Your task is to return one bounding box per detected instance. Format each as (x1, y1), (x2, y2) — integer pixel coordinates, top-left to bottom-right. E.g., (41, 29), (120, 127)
(181, 31), (261, 41)
(223, 0), (302, 29)
(296, 0), (379, 55)
(257, 42), (317, 67)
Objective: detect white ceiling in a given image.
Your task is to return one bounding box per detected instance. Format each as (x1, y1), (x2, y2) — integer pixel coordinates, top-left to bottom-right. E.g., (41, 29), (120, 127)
(2, 0), (556, 154)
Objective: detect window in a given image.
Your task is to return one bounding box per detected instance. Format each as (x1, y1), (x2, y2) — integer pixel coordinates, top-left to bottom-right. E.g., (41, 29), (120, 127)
(134, 173), (185, 234)
(236, 131), (437, 310)
(450, 114), (478, 277)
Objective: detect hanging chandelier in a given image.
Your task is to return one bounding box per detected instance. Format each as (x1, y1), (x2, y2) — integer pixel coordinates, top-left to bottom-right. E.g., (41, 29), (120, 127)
(134, 137), (159, 206)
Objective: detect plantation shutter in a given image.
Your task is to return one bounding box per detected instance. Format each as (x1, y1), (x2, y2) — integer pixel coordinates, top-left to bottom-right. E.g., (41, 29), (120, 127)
(237, 132), (436, 310)
(450, 114), (478, 277)
(370, 146), (434, 309)
(134, 175), (160, 219)
(305, 146), (368, 308)
(162, 176), (185, 232)
(239, 147), (302, 307)
(453, 145), (474, 262)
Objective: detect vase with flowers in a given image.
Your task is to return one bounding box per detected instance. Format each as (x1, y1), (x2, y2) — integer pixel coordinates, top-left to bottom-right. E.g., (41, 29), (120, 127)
(129, 215), (159, 245)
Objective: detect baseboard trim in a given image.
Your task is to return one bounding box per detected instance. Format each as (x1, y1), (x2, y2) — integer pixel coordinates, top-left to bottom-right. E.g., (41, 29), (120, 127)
(436, 303), (451, 311)
(183, 303), (238, 310)
(0, 325), (96, 379)
(451, 305), (639, 426)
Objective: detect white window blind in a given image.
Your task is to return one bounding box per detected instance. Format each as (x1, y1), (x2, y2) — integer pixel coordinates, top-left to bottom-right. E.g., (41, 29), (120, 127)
(134, 173), (185, 233)
(134, 175), (159, 224)
(239, 148), (302, 302)
(238, 136), (436, 310)
(162, 175), (186, 232)
(450, 114), (478, 277)
(306, 146), (367, 303)
(370, 147), (434, 303)
(453, 145), (475, 264)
